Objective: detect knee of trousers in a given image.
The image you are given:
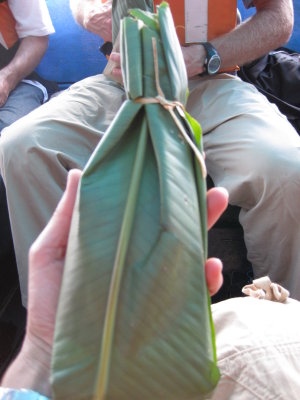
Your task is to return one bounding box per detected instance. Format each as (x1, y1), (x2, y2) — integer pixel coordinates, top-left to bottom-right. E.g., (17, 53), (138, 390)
(218, 144), (300, 208)
(251, 145), (300, 187)
(0, 119), (41, 178)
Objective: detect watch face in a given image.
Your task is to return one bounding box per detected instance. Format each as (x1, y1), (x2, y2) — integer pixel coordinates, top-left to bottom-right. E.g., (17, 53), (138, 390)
(208, 54), (221, 75)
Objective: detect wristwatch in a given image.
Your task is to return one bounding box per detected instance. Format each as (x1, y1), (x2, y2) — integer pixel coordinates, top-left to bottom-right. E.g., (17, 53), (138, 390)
(201, 42), (221, 75)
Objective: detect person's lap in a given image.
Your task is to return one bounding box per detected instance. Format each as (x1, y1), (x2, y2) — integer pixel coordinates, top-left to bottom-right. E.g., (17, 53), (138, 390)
(1, 72), (300, 303)
(0, 74), (126, 305)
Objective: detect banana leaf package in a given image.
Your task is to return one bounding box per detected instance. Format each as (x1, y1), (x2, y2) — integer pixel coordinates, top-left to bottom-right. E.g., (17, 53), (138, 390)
(51, 4), (219, 399)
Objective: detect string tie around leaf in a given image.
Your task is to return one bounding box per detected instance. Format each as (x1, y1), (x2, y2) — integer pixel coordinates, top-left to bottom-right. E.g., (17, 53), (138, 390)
(135, 37), (207, 178)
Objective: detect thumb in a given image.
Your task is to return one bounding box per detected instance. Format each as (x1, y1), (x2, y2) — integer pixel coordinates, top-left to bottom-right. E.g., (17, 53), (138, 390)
(31, 169), (82, 253)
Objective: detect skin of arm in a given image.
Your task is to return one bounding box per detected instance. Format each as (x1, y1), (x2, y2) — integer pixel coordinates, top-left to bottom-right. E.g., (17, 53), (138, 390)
(0, 169), (227, 396)
(0, 35), (49, 107)
(183, 0), (294, 77)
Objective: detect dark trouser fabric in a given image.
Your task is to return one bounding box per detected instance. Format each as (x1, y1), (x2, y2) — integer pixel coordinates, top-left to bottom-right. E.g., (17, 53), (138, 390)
(0, 175), (18, 308)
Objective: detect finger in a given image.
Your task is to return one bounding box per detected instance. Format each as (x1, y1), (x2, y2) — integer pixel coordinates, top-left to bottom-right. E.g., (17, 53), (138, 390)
(112, 67), (123, 80)
(109, 52), (120, 64)
(205, 257), (223, 296)
(31, 169), (82, 251)
(207, 187), (228, 230)
(53, 169), (82, 224)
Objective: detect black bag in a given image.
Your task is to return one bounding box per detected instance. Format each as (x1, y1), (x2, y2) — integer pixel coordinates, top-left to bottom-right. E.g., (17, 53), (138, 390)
(238, 48), (300, 134)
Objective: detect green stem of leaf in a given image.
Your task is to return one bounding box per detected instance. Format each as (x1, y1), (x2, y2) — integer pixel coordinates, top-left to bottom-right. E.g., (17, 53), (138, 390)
(95, 118), (148, 399)
(195, 159), (208, 260)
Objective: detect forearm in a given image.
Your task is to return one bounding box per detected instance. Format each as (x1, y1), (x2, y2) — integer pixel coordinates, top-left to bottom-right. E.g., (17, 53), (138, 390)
(1, 36), (48, 93)
(1, 335), (52, 398)
(212, 0), (294, 70)
(184, 0), (294, 77)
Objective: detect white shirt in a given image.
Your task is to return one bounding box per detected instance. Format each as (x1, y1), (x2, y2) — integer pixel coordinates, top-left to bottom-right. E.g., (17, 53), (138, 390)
(8, 0), (54, 39)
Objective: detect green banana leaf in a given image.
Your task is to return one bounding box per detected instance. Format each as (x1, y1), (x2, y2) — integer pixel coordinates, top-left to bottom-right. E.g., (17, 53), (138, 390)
(51, 4), (219, 399)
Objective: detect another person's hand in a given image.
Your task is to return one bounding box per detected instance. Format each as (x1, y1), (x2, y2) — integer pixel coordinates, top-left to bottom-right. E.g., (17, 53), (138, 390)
(108, 51), (122, 82)
(0, 71), (11, 108)
(108, 44), (209, 83)
(181, 44), (206, 78)
(83, 1), (112, 42)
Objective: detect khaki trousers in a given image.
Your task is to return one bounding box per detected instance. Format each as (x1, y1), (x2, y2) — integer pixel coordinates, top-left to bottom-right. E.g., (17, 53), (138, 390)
(1, 73), (300, 305)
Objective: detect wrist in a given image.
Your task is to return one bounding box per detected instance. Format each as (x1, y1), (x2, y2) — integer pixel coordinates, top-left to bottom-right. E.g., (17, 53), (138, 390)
(197, 44), (207, 74)
(0, 66), (18, 94)
(1, 334), (52, 398)
(182, 44), (206, 78)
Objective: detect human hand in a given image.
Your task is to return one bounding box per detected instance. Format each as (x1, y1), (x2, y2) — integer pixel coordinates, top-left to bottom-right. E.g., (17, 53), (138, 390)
(27, 169), (82, 350)
(0, 71), (10, 108)
(108, 46), (207, 84)
(27, 180), (227, 335)
(25, 179), (227, 342)
(107, 44), (207, 85)
(1, 169), (82, 395)
(206, 187), (228, 296)
(27, 175), (226, 339)
(1, 167), (226, 394)
(108, 51), (123, 82)
(181, 44), (206, 78)
(83, 1), (112, 42)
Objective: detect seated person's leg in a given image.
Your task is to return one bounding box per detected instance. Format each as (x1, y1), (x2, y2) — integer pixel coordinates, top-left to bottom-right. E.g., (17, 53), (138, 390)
(0, 74), (125, 307)
(187, 74), (300, 300)
(0, 82), (45, 310)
